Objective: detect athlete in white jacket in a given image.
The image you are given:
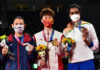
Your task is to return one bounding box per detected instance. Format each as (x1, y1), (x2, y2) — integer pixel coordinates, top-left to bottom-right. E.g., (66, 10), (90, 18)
(63, 4), (99, 70)
(33, 8), (64, 70)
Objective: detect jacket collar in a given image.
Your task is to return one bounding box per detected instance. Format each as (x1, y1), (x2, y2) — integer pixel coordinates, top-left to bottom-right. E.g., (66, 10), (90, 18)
(44, 28), (53, 34)
(8, 33), (31, 42)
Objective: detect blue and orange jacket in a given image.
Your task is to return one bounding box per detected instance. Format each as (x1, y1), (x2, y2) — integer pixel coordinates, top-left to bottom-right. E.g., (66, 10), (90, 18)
(1, 33), (36, 70)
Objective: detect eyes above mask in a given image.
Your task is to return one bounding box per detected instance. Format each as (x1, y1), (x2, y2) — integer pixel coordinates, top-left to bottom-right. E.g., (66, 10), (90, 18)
(14, 25), (24, 29)
(70, 11), (80, 15)
(70, 14), (80, 22)
(43, 19), (53, 24)
(42, 19), (54, 28)
(13, 25), (24, 33)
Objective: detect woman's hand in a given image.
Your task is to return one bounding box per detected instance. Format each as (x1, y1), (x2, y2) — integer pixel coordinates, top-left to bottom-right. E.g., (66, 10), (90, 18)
(27, 44), (34, 55)
(2, 45), (8, 55)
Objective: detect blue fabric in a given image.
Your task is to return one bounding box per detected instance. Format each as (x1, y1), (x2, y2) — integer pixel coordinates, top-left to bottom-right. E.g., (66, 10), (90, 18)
(0, 53), (2, 60)
(89, 42), (94, 48)
(1, 34), (36, 70)
(0, 53), (6, 63)
(68, 59), (95, 70)
(67, 44), (72, 52)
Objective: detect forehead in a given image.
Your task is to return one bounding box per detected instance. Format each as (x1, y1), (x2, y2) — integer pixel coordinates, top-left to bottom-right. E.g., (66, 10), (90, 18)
(70, 8), (79, 12)
(42, 14), (53, 18)
(14, 18), (24, 23)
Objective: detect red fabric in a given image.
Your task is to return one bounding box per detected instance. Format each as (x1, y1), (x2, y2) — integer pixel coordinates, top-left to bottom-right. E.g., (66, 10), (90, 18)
(42, 19), (53, 28)
(8, 34), (13, 42)
(58, 55), (63, 70)
(38, 67), (41, 70)
(61, 34), (64, 41)
(38, 56), (63, 70)
(61, 34), (65, 58)
(8, 33), (31, 42)
(17, 43), (20, 70)
(23, 33), (31, 42)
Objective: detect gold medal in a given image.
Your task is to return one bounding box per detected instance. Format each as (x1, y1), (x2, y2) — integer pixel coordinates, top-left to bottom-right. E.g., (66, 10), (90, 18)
(51, 39), (58, 46)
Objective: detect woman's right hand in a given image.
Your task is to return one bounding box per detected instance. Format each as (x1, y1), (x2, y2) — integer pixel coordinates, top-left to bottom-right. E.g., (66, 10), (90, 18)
(40, 59), (46, 67)
(2, 45), (8, 56)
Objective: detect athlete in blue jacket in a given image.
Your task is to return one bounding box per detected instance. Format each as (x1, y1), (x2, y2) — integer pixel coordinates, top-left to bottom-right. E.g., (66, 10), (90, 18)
(1, 16), (36, 70)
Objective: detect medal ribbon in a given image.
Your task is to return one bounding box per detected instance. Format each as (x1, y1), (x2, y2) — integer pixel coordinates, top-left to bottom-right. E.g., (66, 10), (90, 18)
(14, 35), (27, 46)
(42, 30), (54, 42)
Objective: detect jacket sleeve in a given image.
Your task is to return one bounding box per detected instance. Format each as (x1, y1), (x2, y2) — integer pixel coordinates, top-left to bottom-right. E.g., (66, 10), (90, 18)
(89, 24), (99, 51)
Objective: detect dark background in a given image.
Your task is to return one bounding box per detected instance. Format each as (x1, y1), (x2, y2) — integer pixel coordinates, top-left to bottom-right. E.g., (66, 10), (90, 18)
(0, 0), (100, 70)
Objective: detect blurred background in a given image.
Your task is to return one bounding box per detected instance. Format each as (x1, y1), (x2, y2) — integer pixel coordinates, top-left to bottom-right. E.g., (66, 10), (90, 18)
(0, 0), (100, 70)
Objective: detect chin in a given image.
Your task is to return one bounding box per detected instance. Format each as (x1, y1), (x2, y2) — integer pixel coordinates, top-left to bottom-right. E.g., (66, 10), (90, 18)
(47, 26), (52, 28)
(18, 32), (23, 34)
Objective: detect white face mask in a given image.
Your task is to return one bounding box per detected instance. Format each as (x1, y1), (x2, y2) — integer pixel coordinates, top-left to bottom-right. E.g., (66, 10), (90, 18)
(14, 25), (24, 33)
(70, 14), (80, 22)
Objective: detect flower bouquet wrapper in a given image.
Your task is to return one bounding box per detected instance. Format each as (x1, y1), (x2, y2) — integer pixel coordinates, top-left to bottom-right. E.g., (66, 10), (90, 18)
(0, 35), (8, 52)
(36, 45), (48, 64)
(0, 35), (15, 60)
(62, 37), (76, 62)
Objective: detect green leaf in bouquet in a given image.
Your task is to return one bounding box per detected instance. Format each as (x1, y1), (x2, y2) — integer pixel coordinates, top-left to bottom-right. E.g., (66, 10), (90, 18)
(1, 35), (8, 40)
(67, 39), (71, 44)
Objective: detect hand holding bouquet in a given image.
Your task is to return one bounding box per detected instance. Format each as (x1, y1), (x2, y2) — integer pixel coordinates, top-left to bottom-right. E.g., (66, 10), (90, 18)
(0, 35), (15, 60)
(36, 45), (47, 67)
(62, 37), (76, 59)
(0, 35), (8, 53)
(36, 45), (47, 60)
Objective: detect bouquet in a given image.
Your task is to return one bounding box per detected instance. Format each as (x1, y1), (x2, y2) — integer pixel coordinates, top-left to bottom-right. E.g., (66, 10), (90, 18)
(62, 37), (76, 61)
(36, 45), (47, 61)
(62, 37), (75, 45)
(0, 35), (8, 52)
(0, 35), (15, 60)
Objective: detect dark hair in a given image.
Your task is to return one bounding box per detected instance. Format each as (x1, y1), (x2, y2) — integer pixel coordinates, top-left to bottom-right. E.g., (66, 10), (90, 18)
(40, 8), (55, 19)
(14, 16), (24, 20)
(68, 4), (81, 14)
(13, 16), (25, 23)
